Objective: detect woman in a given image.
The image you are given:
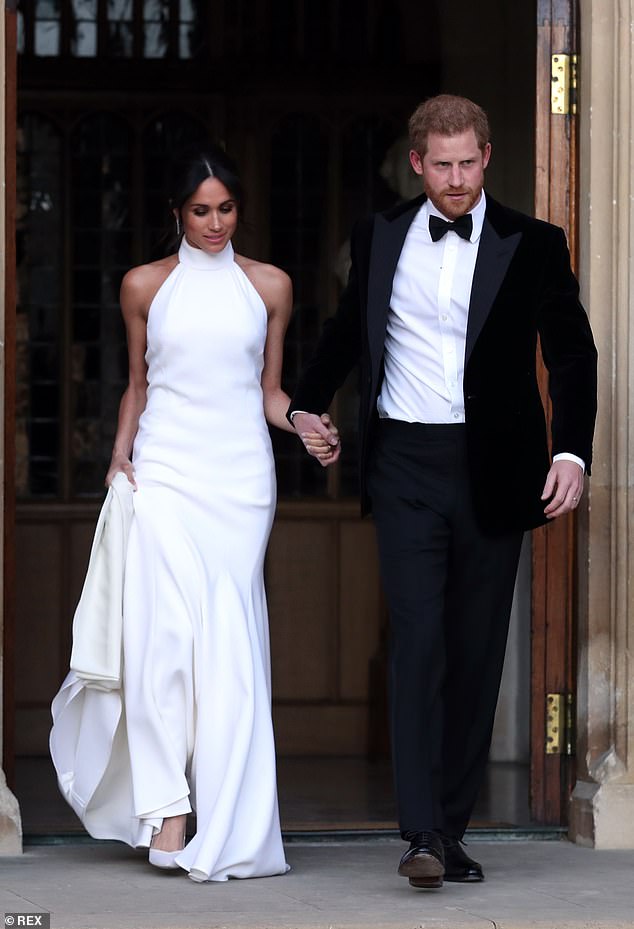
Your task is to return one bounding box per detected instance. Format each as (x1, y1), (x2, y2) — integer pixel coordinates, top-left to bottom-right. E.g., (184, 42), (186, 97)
(52, 145), (338, 881)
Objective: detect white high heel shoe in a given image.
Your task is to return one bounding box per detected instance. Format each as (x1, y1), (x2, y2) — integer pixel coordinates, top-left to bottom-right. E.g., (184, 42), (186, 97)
(149, 820), (186, 871)
(148, 847), (181, 870)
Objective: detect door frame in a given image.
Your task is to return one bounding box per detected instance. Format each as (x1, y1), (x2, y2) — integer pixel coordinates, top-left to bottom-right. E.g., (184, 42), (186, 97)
(3, 0), (582, 828)
(531, 0), (579, 824)
(3, 0), (17, 787)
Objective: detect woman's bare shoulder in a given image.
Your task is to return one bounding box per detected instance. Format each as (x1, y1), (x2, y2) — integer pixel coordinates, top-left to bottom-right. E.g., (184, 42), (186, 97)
(235, 254), (291, 305)
(122, 255), (178, 294)
(120, 255), (179, 315)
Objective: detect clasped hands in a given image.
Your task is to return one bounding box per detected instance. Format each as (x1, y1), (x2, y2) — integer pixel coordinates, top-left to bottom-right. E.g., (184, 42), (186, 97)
(292, 418), (586, 514)
(292, 412), (341, 467)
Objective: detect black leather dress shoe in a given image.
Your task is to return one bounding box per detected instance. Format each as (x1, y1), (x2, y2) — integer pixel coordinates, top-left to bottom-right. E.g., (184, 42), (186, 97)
(397, 831), (445, 888)
(441, 836), (484, 882)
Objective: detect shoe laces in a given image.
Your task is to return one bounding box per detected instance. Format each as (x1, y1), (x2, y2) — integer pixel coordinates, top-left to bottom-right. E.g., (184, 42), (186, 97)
(403, 829), (440, 847)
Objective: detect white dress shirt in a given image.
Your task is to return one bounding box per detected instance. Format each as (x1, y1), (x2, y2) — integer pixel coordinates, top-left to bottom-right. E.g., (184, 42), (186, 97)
(377, 193), (486, 424)
(376, 192), (584, 471)
(292, 190), (583, 470)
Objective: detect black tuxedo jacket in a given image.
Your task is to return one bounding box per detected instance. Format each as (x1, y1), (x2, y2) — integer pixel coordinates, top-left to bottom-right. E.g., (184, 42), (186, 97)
(289, 193), (597, 534)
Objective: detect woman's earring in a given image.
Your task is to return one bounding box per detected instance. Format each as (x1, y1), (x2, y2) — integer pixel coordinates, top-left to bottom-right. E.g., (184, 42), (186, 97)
(176, 215), (182, 236)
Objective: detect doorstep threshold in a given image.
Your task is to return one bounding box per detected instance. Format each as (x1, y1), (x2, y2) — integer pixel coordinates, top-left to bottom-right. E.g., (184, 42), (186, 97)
(23, 825), (567, 847)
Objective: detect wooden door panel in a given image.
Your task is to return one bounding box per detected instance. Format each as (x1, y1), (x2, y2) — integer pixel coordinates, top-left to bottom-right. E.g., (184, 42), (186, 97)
(532, 0), (578, 824)
(15, 524), (65, 704)
(267, 509), (385, 755)
(338, 520), (383, 701)
(15, 522), (65, 754)
(267, 519), (339, 702)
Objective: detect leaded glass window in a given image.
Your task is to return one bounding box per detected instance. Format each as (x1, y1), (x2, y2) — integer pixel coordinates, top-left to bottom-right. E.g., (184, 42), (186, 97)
(18, 0), (205, 59)
(34, 0), (61, 56)
(143, 0), (170, 58)
(70, 115), (132, 493)
(16, 109), (208, 500)
(269, 115), (330, 497)
(16, 115), (63, 496)
(71, 0), (98, 57)
(142, 112), (208, 257)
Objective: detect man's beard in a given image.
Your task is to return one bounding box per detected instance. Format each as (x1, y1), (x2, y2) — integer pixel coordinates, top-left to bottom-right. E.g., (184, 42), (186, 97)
(426, 185), (482, 220)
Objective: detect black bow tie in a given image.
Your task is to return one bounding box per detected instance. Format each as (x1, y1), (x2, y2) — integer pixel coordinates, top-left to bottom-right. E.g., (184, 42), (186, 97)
(429, 213), (473, 242)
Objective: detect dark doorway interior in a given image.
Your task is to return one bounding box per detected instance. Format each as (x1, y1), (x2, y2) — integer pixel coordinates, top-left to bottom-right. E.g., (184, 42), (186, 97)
(15, 755), (533, 839)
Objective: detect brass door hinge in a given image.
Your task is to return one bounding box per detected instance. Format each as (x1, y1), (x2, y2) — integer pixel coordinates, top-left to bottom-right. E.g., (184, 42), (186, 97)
(551, 54), (577, 115)
(546, 692), (574, 755)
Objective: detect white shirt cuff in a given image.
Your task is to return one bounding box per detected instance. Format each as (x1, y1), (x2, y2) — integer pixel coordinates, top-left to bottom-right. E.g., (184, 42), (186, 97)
(553, 452), (585, 473)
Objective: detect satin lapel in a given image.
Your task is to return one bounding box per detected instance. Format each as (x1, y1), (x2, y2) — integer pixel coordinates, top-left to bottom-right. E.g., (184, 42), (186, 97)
(465, 218), (522, 364)
(367, 205), (419, 376)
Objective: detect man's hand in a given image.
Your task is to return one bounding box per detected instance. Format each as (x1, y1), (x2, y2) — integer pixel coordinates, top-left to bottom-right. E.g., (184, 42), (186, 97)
(541, 460), (584, 519)
(292, 412), (341, 468)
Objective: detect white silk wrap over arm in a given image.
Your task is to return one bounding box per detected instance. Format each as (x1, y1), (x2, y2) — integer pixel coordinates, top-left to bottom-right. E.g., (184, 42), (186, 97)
(70, 471), (134, 691)
(49, 472), (145, 845)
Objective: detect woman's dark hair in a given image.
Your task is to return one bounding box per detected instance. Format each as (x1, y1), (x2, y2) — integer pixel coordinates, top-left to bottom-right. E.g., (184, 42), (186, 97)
(166, 143), (244, 247)
(161, 142), (244, 254)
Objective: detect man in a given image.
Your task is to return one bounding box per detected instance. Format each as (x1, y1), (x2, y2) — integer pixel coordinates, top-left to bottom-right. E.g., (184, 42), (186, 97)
(289, 95), (597, 889)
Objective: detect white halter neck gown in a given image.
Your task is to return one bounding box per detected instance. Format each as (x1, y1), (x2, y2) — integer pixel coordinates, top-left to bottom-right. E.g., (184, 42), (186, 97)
(51, 236), (289, 882)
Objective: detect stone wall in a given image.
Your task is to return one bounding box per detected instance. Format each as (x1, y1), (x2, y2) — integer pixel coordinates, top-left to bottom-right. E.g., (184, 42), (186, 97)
(570, 0), (634, 849)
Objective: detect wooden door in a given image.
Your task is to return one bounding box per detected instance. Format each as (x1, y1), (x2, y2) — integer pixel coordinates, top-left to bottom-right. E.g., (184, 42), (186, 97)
(531, 0), (579, 823)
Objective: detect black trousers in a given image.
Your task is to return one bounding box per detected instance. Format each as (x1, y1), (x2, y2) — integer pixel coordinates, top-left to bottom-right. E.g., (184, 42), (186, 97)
(367, 420), (524, 838)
